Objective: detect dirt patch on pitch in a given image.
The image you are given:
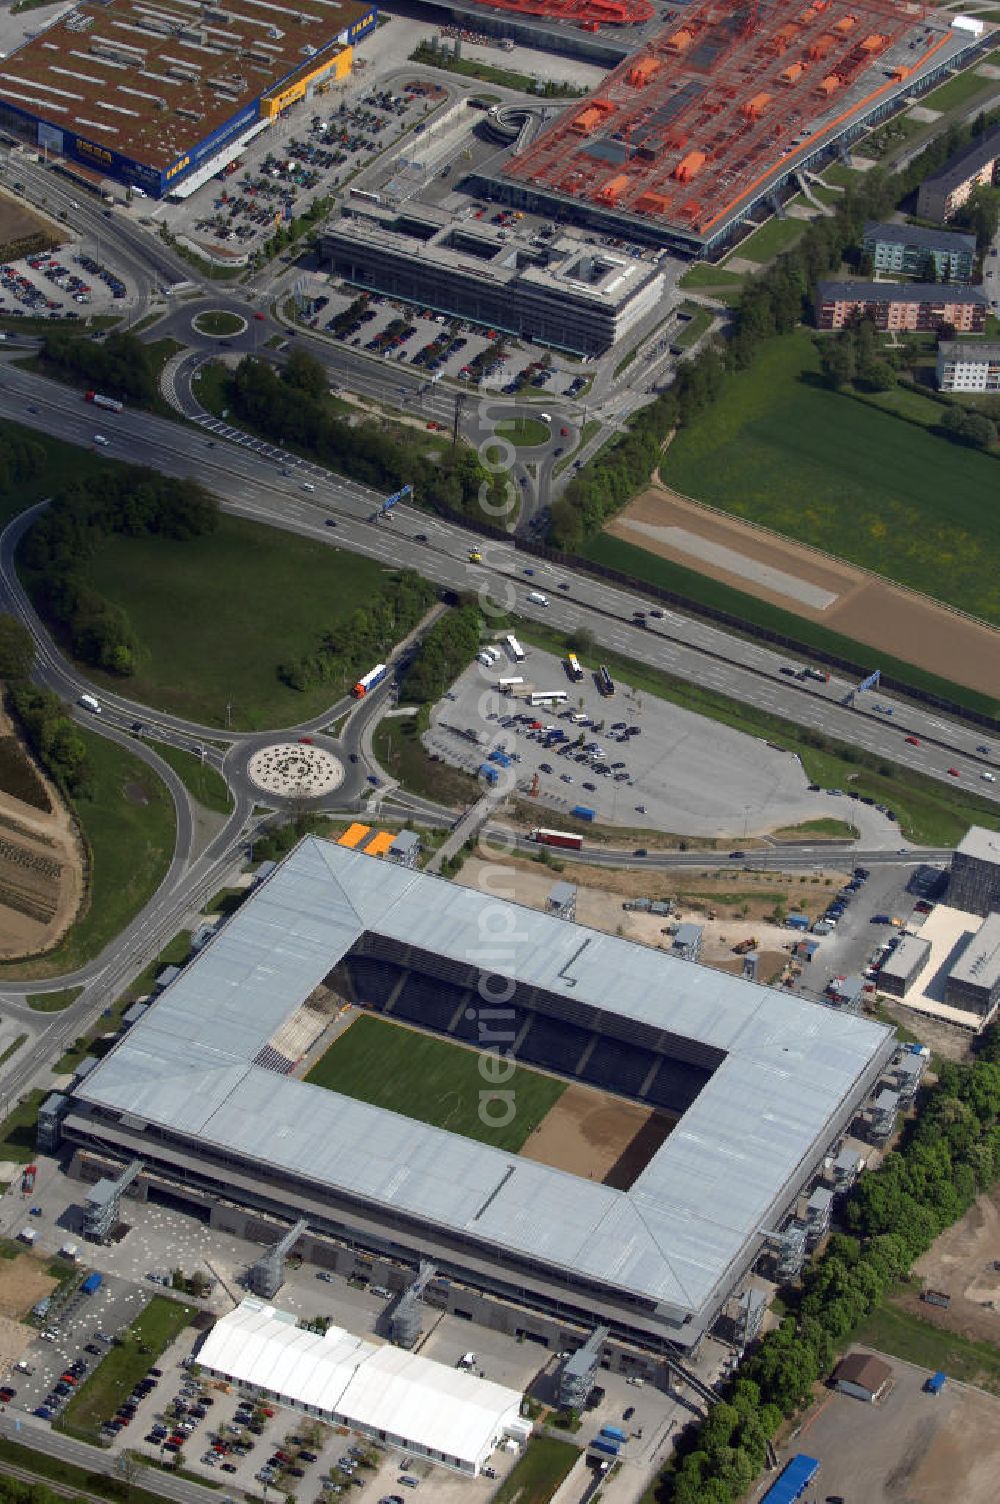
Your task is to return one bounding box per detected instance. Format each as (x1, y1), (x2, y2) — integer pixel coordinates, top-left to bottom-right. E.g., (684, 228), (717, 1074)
(520, 1082), (674, 1187)
(0, 1252), (57, 1320)
(607, 486), (1000, 699)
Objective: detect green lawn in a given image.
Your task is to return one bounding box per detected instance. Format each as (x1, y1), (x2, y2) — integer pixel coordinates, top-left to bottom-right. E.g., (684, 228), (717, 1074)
(680, 264), (746, 290)
(0, 1433), (174, 1504)
(517, 619), (1000, 847)
(919, 68), (996, 113)
(855, 1298), (1000, 1393)
(822, 163), (865, 187)
(0, 729), (175, 981)
(674, 307), (714, 351)
(0, 418), (125, 529)
(659, 330), (1000, 628)
(858, 383), (948, 426)
(491, 1437), (581, 1504)
(772, 817), (859, 839)
(495, 417), (550, 448)
(0, 1032), (26, 1066)
(305, 1014), (566, 1153)
(734, 216), (808, 263)
(192, 309), (245, 336)
(59, 1296), (195, 1440)
(373, 714), (482, 806)
(147, 740), (233, 815)
(72, 515), (397, 728)
(581, 532), (999, 720)
(0, 1089), (46, 1162)
(27, 986), (84, 1012)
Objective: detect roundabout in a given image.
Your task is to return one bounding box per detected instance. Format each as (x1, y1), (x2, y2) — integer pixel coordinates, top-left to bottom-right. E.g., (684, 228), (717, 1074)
(247, 741), (344, 800)
(191, 308), (248, 339)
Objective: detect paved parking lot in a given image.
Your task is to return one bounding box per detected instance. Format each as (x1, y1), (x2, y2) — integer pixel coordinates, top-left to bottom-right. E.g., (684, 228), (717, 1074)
(0, 242), (125, 322)
(302, 280), (589, 399)
(767, 1348), (1000, 1504)
(430, 646), (873, 837)
(154, 77), (444, 261)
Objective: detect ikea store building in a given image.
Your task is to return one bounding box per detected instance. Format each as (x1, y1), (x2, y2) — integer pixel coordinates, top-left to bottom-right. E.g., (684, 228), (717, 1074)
(0, 0), (376, 199)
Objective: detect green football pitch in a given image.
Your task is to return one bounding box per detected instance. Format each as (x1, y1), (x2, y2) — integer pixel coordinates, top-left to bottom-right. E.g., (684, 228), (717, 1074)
(304, 1013), (566, 1153)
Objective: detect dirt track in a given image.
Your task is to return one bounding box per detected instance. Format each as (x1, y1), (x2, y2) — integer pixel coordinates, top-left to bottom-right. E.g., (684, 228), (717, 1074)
(519, 1082), (672, 1187)
(607, 485), (1000, 698)
(0, 708), (85, 961)
(902, 1186), (1000, 1350)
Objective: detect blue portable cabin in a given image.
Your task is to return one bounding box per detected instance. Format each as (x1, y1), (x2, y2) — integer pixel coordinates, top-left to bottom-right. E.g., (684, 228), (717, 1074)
(760, 1455), (820, 1504)
(925, 1371), (947, 1395)
(600, 1426), (627, 1442)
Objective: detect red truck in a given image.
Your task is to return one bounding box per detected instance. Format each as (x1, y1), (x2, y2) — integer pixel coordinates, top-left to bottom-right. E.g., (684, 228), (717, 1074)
(531, 828), (583, 851)
(84, 391), (124, 413)
(21, 1164), (36, 1194)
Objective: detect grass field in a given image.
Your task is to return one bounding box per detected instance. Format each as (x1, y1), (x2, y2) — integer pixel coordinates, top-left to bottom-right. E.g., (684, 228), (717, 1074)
(855, 1298), (1000, 1393)
(305, 1014), (566, 1153)
(517, 620), (1000, 847)
(491, 1437), (580, 1504)
(495, 417), (550, 448)
(675, 306), (714, 350)
(659, 330), (1000, 627)
(679, 264), (746, 290)
(580, 531), (999, 719)
(0, 418), (123, 529)
(920, 68), (997, 113)
(734, 216), (808, 263)
(59, 1296), (195, 1439)
(373, 715), (482, 807)
(75, 515), (395, 728)
(192, 309), (245, 336)
(822, 163), (865, 187)
(148, 740), (232, 815)
(0, 729), (176, 981)
(27, 985), (84, 1012)
(0, 1089), (46, 1162)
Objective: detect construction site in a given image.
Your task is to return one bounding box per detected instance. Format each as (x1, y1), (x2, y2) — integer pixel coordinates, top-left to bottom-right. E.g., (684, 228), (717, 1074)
(492, 0), (987, 252)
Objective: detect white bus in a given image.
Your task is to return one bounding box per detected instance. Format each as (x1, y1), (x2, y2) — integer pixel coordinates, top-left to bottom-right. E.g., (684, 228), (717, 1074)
(505, 633), (525, 663)
(498, 676), (524, 692)
(529, 690), (568, 707)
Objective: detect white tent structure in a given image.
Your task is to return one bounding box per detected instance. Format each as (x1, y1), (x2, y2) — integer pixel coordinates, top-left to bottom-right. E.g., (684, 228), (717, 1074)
(197, 1300), (527, 1474)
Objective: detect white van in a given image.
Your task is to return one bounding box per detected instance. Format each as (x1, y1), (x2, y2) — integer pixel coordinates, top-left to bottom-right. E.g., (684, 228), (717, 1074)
(540, 412), (552, 423)
(302, 481), (315, 492)
(527, 590), (549, 607)
(93, 434), (110, 446)
(78, 693), (102, 714)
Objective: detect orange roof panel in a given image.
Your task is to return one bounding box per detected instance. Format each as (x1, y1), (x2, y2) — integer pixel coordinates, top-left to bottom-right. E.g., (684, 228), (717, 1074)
(363, 830), (396, 856)
(338, 823), (371, 849)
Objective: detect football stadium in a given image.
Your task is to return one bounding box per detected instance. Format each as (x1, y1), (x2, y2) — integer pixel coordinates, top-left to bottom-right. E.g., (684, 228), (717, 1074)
(57, 839), (895, 1357)
(0, 0), (376, 198)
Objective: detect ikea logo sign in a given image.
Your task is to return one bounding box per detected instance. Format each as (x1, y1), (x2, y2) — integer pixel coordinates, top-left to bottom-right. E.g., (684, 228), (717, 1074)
(350, 10), (375, 37)
(166, 156), (190, 182)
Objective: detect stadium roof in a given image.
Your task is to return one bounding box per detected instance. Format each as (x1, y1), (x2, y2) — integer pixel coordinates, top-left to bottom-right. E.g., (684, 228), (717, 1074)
(76, 839), (892, 1319)
(198, 1299), (523, 1469)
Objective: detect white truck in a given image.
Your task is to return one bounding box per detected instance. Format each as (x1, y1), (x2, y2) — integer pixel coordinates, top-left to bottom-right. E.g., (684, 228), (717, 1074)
(527, 590), (549, 607)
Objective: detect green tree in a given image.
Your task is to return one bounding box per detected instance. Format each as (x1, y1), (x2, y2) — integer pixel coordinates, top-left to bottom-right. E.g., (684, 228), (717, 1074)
(0, 613), (34, 680)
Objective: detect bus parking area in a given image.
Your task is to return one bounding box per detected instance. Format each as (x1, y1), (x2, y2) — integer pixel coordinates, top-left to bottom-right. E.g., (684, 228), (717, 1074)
(426, 646), (844, 838)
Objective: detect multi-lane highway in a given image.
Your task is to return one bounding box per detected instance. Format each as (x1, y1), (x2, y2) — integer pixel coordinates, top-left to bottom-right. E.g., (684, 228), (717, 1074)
(1, 357), (996, 796)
